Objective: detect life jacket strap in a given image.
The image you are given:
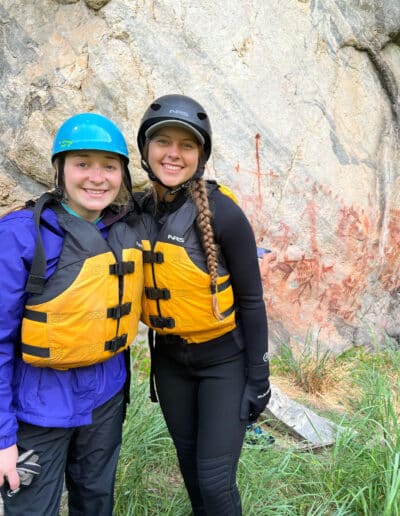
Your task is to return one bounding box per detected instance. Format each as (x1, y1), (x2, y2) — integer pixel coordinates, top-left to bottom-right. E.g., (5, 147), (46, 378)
(25, 274), (47, 295)
(149, 315), (175, 329)
(104, 333), (128, 352)
(147, 329), (158, 402)
(21, 342), (50, 358)
(221, 305), (235, 318)
(109, 261), (135, 275)
(26, 192), (56, 295)
(107, 302), (132, 320)
(145, 287), (171, 300)
(143, 250), (164, 264)
(23, 308), (47, 322)
(210, 278), (231, 294)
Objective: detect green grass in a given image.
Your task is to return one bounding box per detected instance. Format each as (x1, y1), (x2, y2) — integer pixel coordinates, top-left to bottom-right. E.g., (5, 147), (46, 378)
(115, 342), (400, 515)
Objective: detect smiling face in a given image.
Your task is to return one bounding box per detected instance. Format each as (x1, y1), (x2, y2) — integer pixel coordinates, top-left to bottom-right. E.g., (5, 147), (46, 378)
(63, 150), (123, 221)
(147, 126), (201, 196)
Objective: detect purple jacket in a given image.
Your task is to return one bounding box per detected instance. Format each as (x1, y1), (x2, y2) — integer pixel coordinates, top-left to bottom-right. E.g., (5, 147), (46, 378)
(0, 206), (127, 450)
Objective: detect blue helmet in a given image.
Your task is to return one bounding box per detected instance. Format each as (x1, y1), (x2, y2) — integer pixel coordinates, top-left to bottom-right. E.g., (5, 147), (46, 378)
(51, 113), (129, 163)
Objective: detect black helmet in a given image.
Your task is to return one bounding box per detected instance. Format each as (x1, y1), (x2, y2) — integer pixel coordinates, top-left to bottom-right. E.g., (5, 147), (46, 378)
(137, 94), (212, 184)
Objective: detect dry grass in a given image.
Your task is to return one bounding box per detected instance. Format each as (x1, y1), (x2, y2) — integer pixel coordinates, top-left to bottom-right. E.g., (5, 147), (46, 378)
(270, 357), (362, 416)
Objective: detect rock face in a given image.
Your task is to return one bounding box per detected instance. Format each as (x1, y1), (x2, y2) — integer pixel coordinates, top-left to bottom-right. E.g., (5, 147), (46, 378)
(1, 0), (399, 353)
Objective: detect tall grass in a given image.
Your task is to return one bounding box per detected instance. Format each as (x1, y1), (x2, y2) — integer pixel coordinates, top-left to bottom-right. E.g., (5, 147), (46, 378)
(272, 332), (335, 394)
(115, 342), (400, 515)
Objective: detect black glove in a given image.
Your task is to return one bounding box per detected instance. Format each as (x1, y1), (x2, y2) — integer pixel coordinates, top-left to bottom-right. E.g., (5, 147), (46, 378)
(240, 363), (271, 423)
(6, 449), (41, 498)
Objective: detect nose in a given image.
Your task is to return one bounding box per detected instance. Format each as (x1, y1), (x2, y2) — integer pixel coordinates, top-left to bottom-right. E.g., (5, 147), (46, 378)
(167, 142), (180, 159)
(88, 164), (106, 182)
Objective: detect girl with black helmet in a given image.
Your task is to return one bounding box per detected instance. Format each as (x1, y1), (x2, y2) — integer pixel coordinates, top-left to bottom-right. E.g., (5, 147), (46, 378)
(0, 113), (144, 515)
(137, 94), (270, 515)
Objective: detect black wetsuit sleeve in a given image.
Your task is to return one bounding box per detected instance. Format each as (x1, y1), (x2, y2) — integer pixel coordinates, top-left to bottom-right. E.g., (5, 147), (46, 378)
(210, 190), (268, 366)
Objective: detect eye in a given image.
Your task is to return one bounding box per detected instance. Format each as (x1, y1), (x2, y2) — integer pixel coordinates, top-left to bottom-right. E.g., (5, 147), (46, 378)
(153, 137), (169, 146)
(182, 142), (196, 150)
(105, 164), (118, 171)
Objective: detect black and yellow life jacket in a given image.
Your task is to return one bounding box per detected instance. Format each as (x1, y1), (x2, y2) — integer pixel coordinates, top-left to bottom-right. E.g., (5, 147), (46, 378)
(21, 193), (144, 370)
(141, 182), (237, 343)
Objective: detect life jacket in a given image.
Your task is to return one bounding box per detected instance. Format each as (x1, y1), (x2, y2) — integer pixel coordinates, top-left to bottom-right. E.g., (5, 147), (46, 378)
(21, 193), (144, 370)
(141, 182), (237, 344)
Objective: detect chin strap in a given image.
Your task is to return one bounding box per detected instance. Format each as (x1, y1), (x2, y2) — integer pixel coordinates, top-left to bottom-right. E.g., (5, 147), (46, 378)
(53, 156), (66, 201)
(53, 186), (64, 200)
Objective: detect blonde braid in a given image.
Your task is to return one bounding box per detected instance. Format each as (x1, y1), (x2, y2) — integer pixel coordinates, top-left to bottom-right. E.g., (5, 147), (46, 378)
(189, 179), (224, 320)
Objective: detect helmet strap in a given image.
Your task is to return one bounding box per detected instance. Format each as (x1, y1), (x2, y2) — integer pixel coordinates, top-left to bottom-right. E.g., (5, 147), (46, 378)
(141, 158), (158, 182)
(192, 159), (206, 180)
(53, 156), (65, 199)
(123, 163), (133, 194)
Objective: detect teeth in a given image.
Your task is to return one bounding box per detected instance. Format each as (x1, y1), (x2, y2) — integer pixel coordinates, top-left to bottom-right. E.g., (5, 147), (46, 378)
(85, 189), (105, 195)
(164, 164), (181, 171)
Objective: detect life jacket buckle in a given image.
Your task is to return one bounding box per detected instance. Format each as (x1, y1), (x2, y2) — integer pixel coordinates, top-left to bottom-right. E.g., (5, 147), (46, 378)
(149, 315), (175, 329)
(104, 333), (128, 352)
(109, 261), (135, 275)
(143, 251), (164, 264)
(107, 302), (132, 320)
(145, 287), (171, 300)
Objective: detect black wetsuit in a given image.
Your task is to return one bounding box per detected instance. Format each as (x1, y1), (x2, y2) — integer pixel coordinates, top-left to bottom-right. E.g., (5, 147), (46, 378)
(140, 184), (269, 516)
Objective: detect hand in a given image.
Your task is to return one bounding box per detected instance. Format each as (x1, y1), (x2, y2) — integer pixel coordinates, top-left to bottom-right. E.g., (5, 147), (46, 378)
(8, 449), (41, 497)
(1, 448), (41, 498)
(0, 444), (19, 491)
(240, 363), (271, 423)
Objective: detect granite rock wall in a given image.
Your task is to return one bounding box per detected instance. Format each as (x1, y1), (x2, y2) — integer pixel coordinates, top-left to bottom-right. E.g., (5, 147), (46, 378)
(1, 0), (399, 353)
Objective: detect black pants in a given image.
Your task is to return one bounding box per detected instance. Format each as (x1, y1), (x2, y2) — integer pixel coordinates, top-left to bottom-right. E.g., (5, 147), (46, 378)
(2, 389), (124, 516)
(154, 334), (247, 516)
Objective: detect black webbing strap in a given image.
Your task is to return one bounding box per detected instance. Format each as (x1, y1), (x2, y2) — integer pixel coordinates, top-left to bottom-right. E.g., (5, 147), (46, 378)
(122, 348), (131, 420)
(21, 343), (50, 358)
(217, 277), (231, 292)
(148, 329), (158, 402)
(107, 302), (132, 320)
(143, 250), (164, 264)
(220, 305), (235, 319)
(23, 308), (47, 323)
(25, 193), (55, 295)
(104, 333), (128, 352)
(109, 261), (135, 275)
(149, 315), (175, 329)
(210, 278), (231, 295)
(145, 287), (171, 300)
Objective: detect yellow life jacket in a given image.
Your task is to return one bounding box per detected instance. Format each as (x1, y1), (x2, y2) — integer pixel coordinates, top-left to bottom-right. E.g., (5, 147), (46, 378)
(141, 182), (237, 343)
(21, 197), (144, 370)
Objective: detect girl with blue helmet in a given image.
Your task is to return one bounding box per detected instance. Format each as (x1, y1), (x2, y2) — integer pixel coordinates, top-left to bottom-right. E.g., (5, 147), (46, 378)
(136, 94), (270, 515)
(0, 113), (143, 515)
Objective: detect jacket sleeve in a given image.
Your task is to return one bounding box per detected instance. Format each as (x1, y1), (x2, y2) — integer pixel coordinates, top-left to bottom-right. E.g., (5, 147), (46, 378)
(0, 212), (36, 449)
(211, 191), (268, 366)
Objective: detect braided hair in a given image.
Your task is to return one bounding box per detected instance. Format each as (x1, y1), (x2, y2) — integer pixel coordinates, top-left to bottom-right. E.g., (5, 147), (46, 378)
(188, 178), (223, 320)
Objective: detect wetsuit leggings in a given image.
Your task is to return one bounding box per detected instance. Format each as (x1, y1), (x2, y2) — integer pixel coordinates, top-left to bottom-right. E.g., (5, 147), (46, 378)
(153, 335), (247, 516)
